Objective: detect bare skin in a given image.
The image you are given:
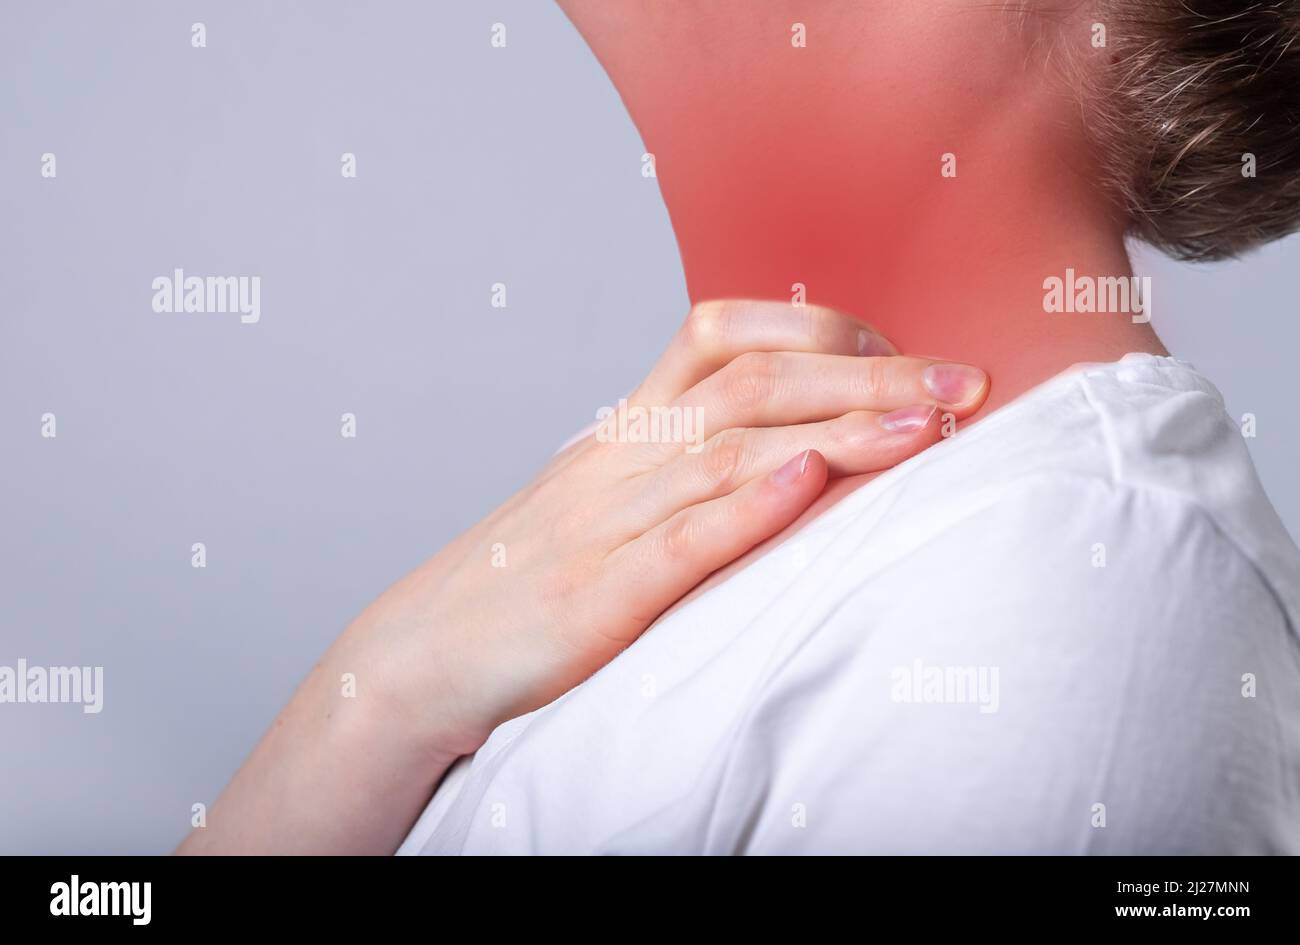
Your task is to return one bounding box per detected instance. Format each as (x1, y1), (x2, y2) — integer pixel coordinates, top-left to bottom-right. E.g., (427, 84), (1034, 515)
(181, 0), (1168, 854)
(557, 0), (1170, 609)
(177, 301), (988, 854)
(559, 0), (1167, 416)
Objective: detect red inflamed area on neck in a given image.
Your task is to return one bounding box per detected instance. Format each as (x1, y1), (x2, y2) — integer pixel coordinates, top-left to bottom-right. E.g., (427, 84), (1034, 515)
(611, 46), (1058, 326)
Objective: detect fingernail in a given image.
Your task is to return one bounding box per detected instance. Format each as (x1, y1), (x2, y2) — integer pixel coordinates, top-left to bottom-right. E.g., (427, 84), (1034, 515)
(773, 449), (812, 485)
(922, 363), (987, 405)
(857, 329), (897, 357)
(879, 404), (938, 433)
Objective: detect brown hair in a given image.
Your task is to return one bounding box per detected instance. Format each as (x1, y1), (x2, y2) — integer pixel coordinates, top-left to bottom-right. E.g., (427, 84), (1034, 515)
(1084, 1), (1300, 261)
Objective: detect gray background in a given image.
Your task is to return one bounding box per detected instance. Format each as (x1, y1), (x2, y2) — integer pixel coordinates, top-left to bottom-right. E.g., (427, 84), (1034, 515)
(0, 1), (1295, 854)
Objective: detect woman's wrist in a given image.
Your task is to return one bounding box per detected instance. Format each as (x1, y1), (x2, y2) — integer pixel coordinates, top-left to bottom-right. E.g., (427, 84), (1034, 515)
(177, 621), (466, 854)
(334, 607), (494, 771)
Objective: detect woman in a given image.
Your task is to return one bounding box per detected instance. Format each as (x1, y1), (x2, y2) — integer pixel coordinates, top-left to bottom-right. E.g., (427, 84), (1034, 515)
(180, 0), (1300, 854)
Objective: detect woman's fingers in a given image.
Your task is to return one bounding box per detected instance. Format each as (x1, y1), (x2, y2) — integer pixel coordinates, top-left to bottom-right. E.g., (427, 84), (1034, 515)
(626, 407), (941, 529)
(674, 351), (987, 444)
(632, 299), (896, 407)
(604, 450), (829, 632)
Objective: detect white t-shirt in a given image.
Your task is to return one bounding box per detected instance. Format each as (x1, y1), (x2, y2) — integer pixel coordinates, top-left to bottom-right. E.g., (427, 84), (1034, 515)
(399, 354), (1300, 854)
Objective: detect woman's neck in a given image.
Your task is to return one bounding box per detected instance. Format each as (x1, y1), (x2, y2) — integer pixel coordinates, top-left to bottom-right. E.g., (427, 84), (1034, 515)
(562, 0), (1168, 419)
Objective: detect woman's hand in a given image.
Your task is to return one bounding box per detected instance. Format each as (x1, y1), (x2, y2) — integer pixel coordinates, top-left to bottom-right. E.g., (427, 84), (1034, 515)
(178, 299), (989, 854)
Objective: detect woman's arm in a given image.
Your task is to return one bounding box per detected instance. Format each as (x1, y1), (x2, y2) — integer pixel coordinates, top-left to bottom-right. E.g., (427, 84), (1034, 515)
(176, 299), (989, 854)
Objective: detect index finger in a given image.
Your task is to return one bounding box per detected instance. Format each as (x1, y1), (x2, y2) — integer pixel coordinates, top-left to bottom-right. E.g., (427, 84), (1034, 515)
(632, 299), (895, 407)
